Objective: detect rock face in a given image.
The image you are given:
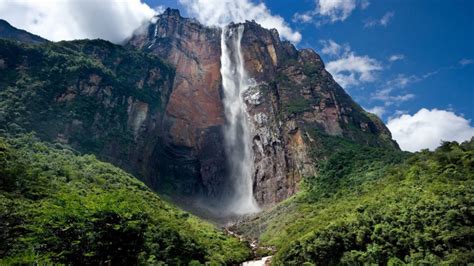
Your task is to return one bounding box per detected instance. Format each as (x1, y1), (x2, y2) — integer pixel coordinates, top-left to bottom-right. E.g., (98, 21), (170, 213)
(127, 9), (227, 199)
(127, 9), (398, 208)
(237, 22), (398, 206)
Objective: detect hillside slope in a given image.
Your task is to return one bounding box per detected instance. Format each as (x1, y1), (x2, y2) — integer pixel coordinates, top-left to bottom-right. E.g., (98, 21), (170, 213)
(234, 138), (473, 264)
(0, 38), (175, 189)
(0, 19), (48, 44)
(0, 135), (250, 264)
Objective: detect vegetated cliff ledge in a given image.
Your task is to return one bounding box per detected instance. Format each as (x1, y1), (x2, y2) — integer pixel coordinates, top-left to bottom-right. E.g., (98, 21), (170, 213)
(0, 8), (398, 216)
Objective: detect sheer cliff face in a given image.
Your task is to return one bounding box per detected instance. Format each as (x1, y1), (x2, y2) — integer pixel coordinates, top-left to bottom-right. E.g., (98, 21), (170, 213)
(127, 9), (398, 208)
(128, 9), (227, 199)
(239, 23), (398, 206)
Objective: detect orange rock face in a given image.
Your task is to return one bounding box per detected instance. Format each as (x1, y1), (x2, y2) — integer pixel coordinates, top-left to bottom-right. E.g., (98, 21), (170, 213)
(128, 9), (228, 198)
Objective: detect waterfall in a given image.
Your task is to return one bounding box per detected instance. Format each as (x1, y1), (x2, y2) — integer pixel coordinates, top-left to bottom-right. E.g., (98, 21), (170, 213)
(220, 25), (260, 215)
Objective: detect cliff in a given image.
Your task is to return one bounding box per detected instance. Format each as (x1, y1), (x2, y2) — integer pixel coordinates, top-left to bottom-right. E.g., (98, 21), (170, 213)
(127, 9), (398, 207)
(127, 9), (227, 200)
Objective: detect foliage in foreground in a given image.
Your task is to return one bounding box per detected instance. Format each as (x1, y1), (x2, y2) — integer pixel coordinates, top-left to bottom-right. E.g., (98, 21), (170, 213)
(0, 135), (251, 265)
(236, 137), (473, 265)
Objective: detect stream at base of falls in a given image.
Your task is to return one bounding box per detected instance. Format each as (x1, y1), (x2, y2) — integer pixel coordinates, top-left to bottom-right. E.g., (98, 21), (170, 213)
(242, 256), (272, 266)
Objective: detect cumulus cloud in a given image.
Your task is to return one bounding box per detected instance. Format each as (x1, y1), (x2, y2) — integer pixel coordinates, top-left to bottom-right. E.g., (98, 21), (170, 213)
(389, 54), (405, 62)
(364, 11), (394, 28)
(387, 108), (474, 152)
(327, 54), (382, 88)
(388, 110), (408, 120)
(293, 0), (368, 25)
(0, 0), (159, 43)
(178, 0), (302, 43)
(321, 40), (382, 88)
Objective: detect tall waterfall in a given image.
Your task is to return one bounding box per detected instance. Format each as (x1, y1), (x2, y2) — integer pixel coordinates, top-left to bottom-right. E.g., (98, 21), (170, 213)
(220, 25), (260, 215)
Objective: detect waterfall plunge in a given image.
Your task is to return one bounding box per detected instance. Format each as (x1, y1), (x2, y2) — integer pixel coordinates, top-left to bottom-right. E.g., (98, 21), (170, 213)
(220, 25), (260, 215)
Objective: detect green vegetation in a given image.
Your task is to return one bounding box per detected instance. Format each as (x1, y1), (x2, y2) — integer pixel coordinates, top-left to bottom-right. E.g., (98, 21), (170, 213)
(0, 135), (251, 265)
(302, 63), (319, 76)
(236, 138), (473, 265)
(305, 127), (401, 171)
(0, 39), (173, 155)
(284, 98), (313, 114)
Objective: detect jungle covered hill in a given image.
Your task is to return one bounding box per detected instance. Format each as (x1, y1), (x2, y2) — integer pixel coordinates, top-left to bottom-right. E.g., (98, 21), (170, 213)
(0, 135), (251, 265)
(234, 137), (474, 265)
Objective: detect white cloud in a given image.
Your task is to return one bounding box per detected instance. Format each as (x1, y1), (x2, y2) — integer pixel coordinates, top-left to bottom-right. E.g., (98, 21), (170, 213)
(387, 74), (418, 88)
(422, 70), (439, 79)
(389, 54), (405, 62)
(387, 108), (474, 152)
(365, 106), (385, 117)
(364, 11), (394, 28)
(360, 0), (370, 9)
(388, 110), (408, 120)
(372, 88), (415, 104)
(318, 0), (357, 22)
(327, 54), (382, 88)
(320, 39), (350, 57)
(459, 58), (474, 66)
(0, 0), (159, 43)
(371, 74), (422, 106)
(371, 69), (439, 107)
(178, 0), (302, 43)
(293, 12), (313, 23)
(379, 11), (394, 25)
(322, 40), (382, 88)
(293, 0), (368, 25)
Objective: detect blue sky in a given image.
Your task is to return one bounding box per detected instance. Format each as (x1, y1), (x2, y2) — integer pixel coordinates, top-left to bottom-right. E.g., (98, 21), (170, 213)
(1, 0), (472, 151)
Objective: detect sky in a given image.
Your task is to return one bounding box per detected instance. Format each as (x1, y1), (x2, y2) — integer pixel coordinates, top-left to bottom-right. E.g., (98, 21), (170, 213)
(0, 0), (473, 151)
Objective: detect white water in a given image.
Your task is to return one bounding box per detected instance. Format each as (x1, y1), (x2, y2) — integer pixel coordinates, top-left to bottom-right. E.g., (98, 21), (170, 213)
(242, 256), (272, 266)
(220, 25), (260, 215)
